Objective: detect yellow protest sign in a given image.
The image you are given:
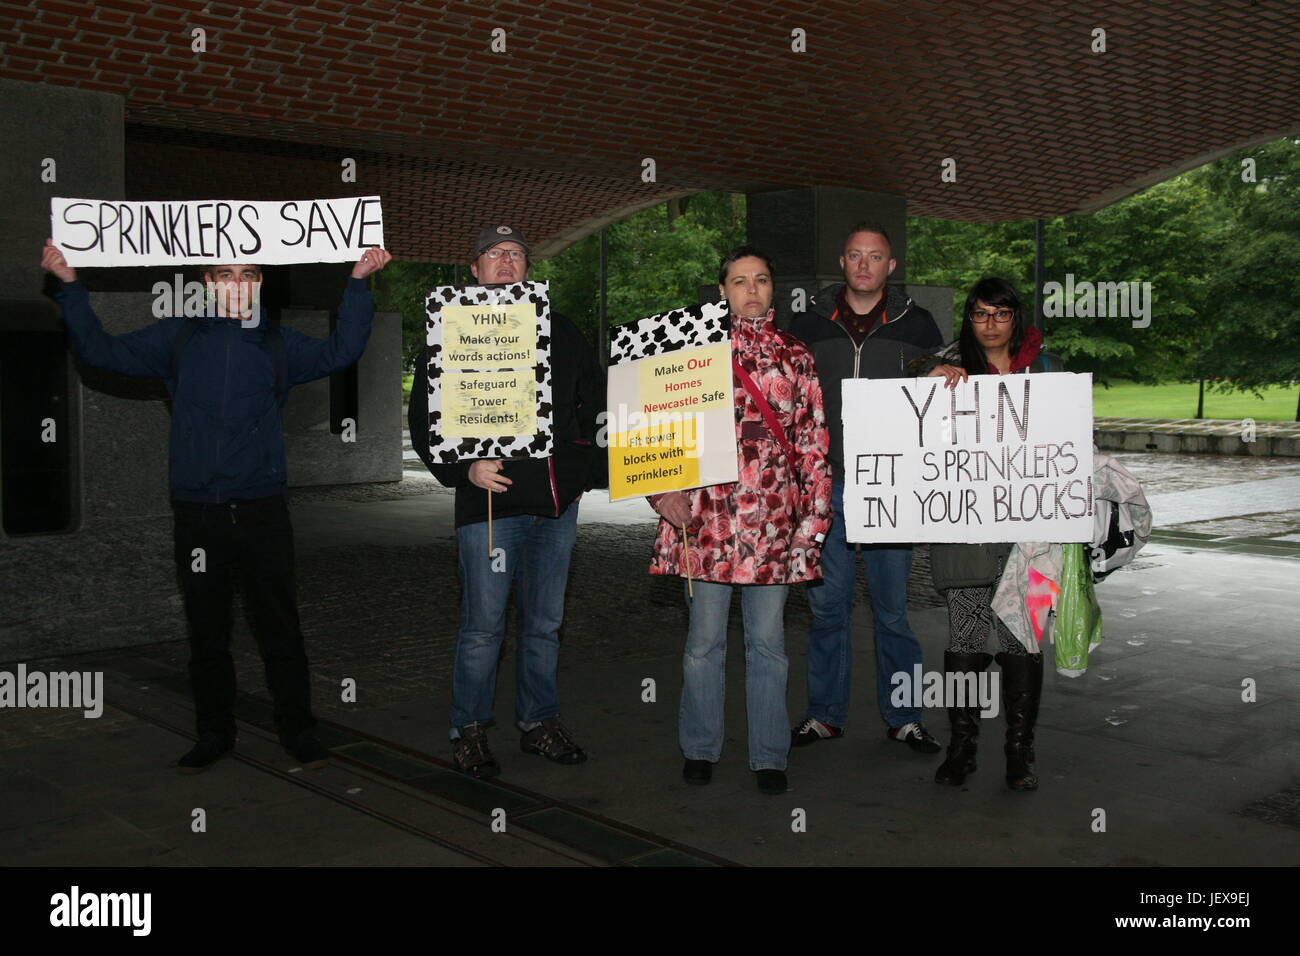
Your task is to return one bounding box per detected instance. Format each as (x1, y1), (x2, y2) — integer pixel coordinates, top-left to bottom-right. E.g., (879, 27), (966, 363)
(637, 343), (731, 416)
(605, 305), (738, 502)
(608, 419), (701, 497)
(442, 303), (536, 369)
(441, 370), (536, 437)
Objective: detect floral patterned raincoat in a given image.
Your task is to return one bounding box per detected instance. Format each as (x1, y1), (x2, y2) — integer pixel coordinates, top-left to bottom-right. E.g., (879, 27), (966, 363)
(648, 308), (832, 585)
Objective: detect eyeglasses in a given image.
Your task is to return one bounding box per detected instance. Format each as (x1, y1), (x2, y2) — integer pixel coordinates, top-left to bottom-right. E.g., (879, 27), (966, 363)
(484, 249), (526, 261)
(969, 308), (1014, 324)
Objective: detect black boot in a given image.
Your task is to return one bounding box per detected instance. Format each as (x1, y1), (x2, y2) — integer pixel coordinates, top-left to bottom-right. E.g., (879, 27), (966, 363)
(934, 651), (993, 786)
(998, 652), (1043, 791)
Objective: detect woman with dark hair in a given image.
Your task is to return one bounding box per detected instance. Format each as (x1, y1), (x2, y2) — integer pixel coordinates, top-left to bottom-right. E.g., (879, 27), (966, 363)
(647, 245), (832, 795)
(922, 277), (1064, 791)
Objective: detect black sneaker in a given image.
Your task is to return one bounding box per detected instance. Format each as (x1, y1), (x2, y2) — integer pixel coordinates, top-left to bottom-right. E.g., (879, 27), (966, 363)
(887, 722), (942, 754)
(791, 717), (844, 747)
(520, 716), (587, 765)
(453, 722), (501, 778)
(177, 733), (234, 774)
(756, 769), (789, 795)
(281, 729), (330, 769)
(682, 759), (713, 785)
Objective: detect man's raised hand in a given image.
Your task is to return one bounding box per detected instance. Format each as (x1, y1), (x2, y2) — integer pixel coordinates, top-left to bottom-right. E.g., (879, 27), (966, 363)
(351, 247), (392, 279)
(41, 239), (76, 283)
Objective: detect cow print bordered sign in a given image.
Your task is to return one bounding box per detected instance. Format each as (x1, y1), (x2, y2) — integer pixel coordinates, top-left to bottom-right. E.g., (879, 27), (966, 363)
(422, 281), (553, 462)
(609, 300), (730, 365)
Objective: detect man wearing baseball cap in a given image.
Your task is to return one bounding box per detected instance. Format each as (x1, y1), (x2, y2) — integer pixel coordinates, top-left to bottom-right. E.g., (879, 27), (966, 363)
(408, 224), (607, 777)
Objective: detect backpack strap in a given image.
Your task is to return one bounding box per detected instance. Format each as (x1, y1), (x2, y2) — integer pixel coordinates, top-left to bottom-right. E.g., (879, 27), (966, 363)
(731, 356), (800, 474)
(170, 317), (289, 408)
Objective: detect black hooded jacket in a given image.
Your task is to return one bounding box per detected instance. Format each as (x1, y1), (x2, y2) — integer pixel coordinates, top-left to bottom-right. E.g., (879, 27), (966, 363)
(789, 283), (945, 478)
(407, 310), (607, 527)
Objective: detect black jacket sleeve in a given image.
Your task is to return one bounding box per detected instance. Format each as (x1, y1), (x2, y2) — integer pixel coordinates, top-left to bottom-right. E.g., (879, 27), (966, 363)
(913, 305), (945, 349)
(564, 314), (608, 490)
(406, 343), (472, 487)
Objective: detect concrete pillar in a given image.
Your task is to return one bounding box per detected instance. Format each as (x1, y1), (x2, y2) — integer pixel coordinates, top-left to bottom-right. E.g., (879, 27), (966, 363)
(1, 80), (126, 537)
(0, 79), (125, 302)
(748, 187), (906, 328)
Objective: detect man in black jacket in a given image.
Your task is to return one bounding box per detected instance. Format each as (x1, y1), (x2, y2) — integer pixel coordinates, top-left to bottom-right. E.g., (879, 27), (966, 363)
(41, 238), (391, 773)
(788, 222), (945, 754)
(408, 225), (606, 778)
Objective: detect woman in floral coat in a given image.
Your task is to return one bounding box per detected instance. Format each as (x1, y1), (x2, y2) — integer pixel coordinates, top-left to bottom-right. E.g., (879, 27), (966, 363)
(648, 246), (832, 795)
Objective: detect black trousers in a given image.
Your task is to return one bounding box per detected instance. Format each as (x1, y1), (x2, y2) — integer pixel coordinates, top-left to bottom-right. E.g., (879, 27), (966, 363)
(172, 495), (315, 740)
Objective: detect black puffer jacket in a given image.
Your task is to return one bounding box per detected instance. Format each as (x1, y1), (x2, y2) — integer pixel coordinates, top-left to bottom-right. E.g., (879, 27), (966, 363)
(790, 284), (944, 479)
(921, 340), (1067, 591)
(408, 310), (607, 527)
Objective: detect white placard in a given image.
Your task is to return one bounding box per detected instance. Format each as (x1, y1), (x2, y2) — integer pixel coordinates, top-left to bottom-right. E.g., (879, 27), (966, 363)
(842, 373), (1094, 543)
(50, 196), (384, 267)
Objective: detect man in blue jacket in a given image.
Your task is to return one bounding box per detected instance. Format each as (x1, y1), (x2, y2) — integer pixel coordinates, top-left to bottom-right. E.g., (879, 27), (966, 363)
(41, 238), (391, 773)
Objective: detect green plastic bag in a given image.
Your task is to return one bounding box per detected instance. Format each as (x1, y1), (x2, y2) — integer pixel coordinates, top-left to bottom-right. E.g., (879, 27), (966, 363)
(1052, 543), (1103, 677)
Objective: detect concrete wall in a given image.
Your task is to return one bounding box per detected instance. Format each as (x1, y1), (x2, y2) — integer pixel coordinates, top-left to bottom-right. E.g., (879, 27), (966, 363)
(0, 79), (124, 302)
(906, 284), (958, 340)
(280, 307), (404, 487)
(1095, 421), (1300, 458)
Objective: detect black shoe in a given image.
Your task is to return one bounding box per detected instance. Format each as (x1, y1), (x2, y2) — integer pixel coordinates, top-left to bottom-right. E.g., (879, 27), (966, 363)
(520, 716), (588, 765)
(177, 733), (234, 774)
(998, 652), (1043, 792)
(281, 729), (330, 769)
(791, 717), (845, 747)
(756, 769), (789, 795)
(934, 652), (993, 786)
(453, 722), (501, 778)
(682, 759), (713, 785)
(887, 721), (942, 754)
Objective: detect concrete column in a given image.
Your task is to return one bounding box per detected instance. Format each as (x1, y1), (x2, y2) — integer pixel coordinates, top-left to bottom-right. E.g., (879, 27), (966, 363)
(1, 80), (126, 537)
(740, 186), (956, 337)
(747, 187), (909, 329)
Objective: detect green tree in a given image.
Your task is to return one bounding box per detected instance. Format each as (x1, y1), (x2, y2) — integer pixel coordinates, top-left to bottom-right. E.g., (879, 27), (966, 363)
(372, 260), (459, 372)
(909, 159), (1226, 386)
(380, 192), (746, 370)
(1194, 137), (1300, 419)
(531, 191), (746, 346)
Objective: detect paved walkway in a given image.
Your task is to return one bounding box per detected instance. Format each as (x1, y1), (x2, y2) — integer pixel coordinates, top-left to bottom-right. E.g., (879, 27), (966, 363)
(1144, 475), (1300, 526)
(1, 449), (1297, 866)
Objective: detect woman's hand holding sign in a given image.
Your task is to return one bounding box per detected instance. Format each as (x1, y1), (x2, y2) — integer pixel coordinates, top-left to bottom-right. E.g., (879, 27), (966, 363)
(649, 491), (692, 527)
(928, 363), (968, 390)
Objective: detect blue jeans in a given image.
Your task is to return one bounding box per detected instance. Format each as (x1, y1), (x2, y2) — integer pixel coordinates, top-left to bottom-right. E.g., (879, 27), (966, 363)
(680, 580), (790, 771)
(449, 501), (579, 736)
(803, 481), (922, 729)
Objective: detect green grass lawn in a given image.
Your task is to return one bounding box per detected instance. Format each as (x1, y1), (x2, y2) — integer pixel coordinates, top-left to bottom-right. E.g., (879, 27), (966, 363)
(1092, 380), (1298, 421)
(402, 373), (413, 405)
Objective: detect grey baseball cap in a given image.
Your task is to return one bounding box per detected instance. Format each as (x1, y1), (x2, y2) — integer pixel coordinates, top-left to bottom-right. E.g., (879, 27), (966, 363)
(472, 224), (530, 257)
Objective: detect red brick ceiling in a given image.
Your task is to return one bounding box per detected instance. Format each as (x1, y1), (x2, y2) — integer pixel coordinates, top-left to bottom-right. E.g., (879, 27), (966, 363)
(4, 0), (1299, 262)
